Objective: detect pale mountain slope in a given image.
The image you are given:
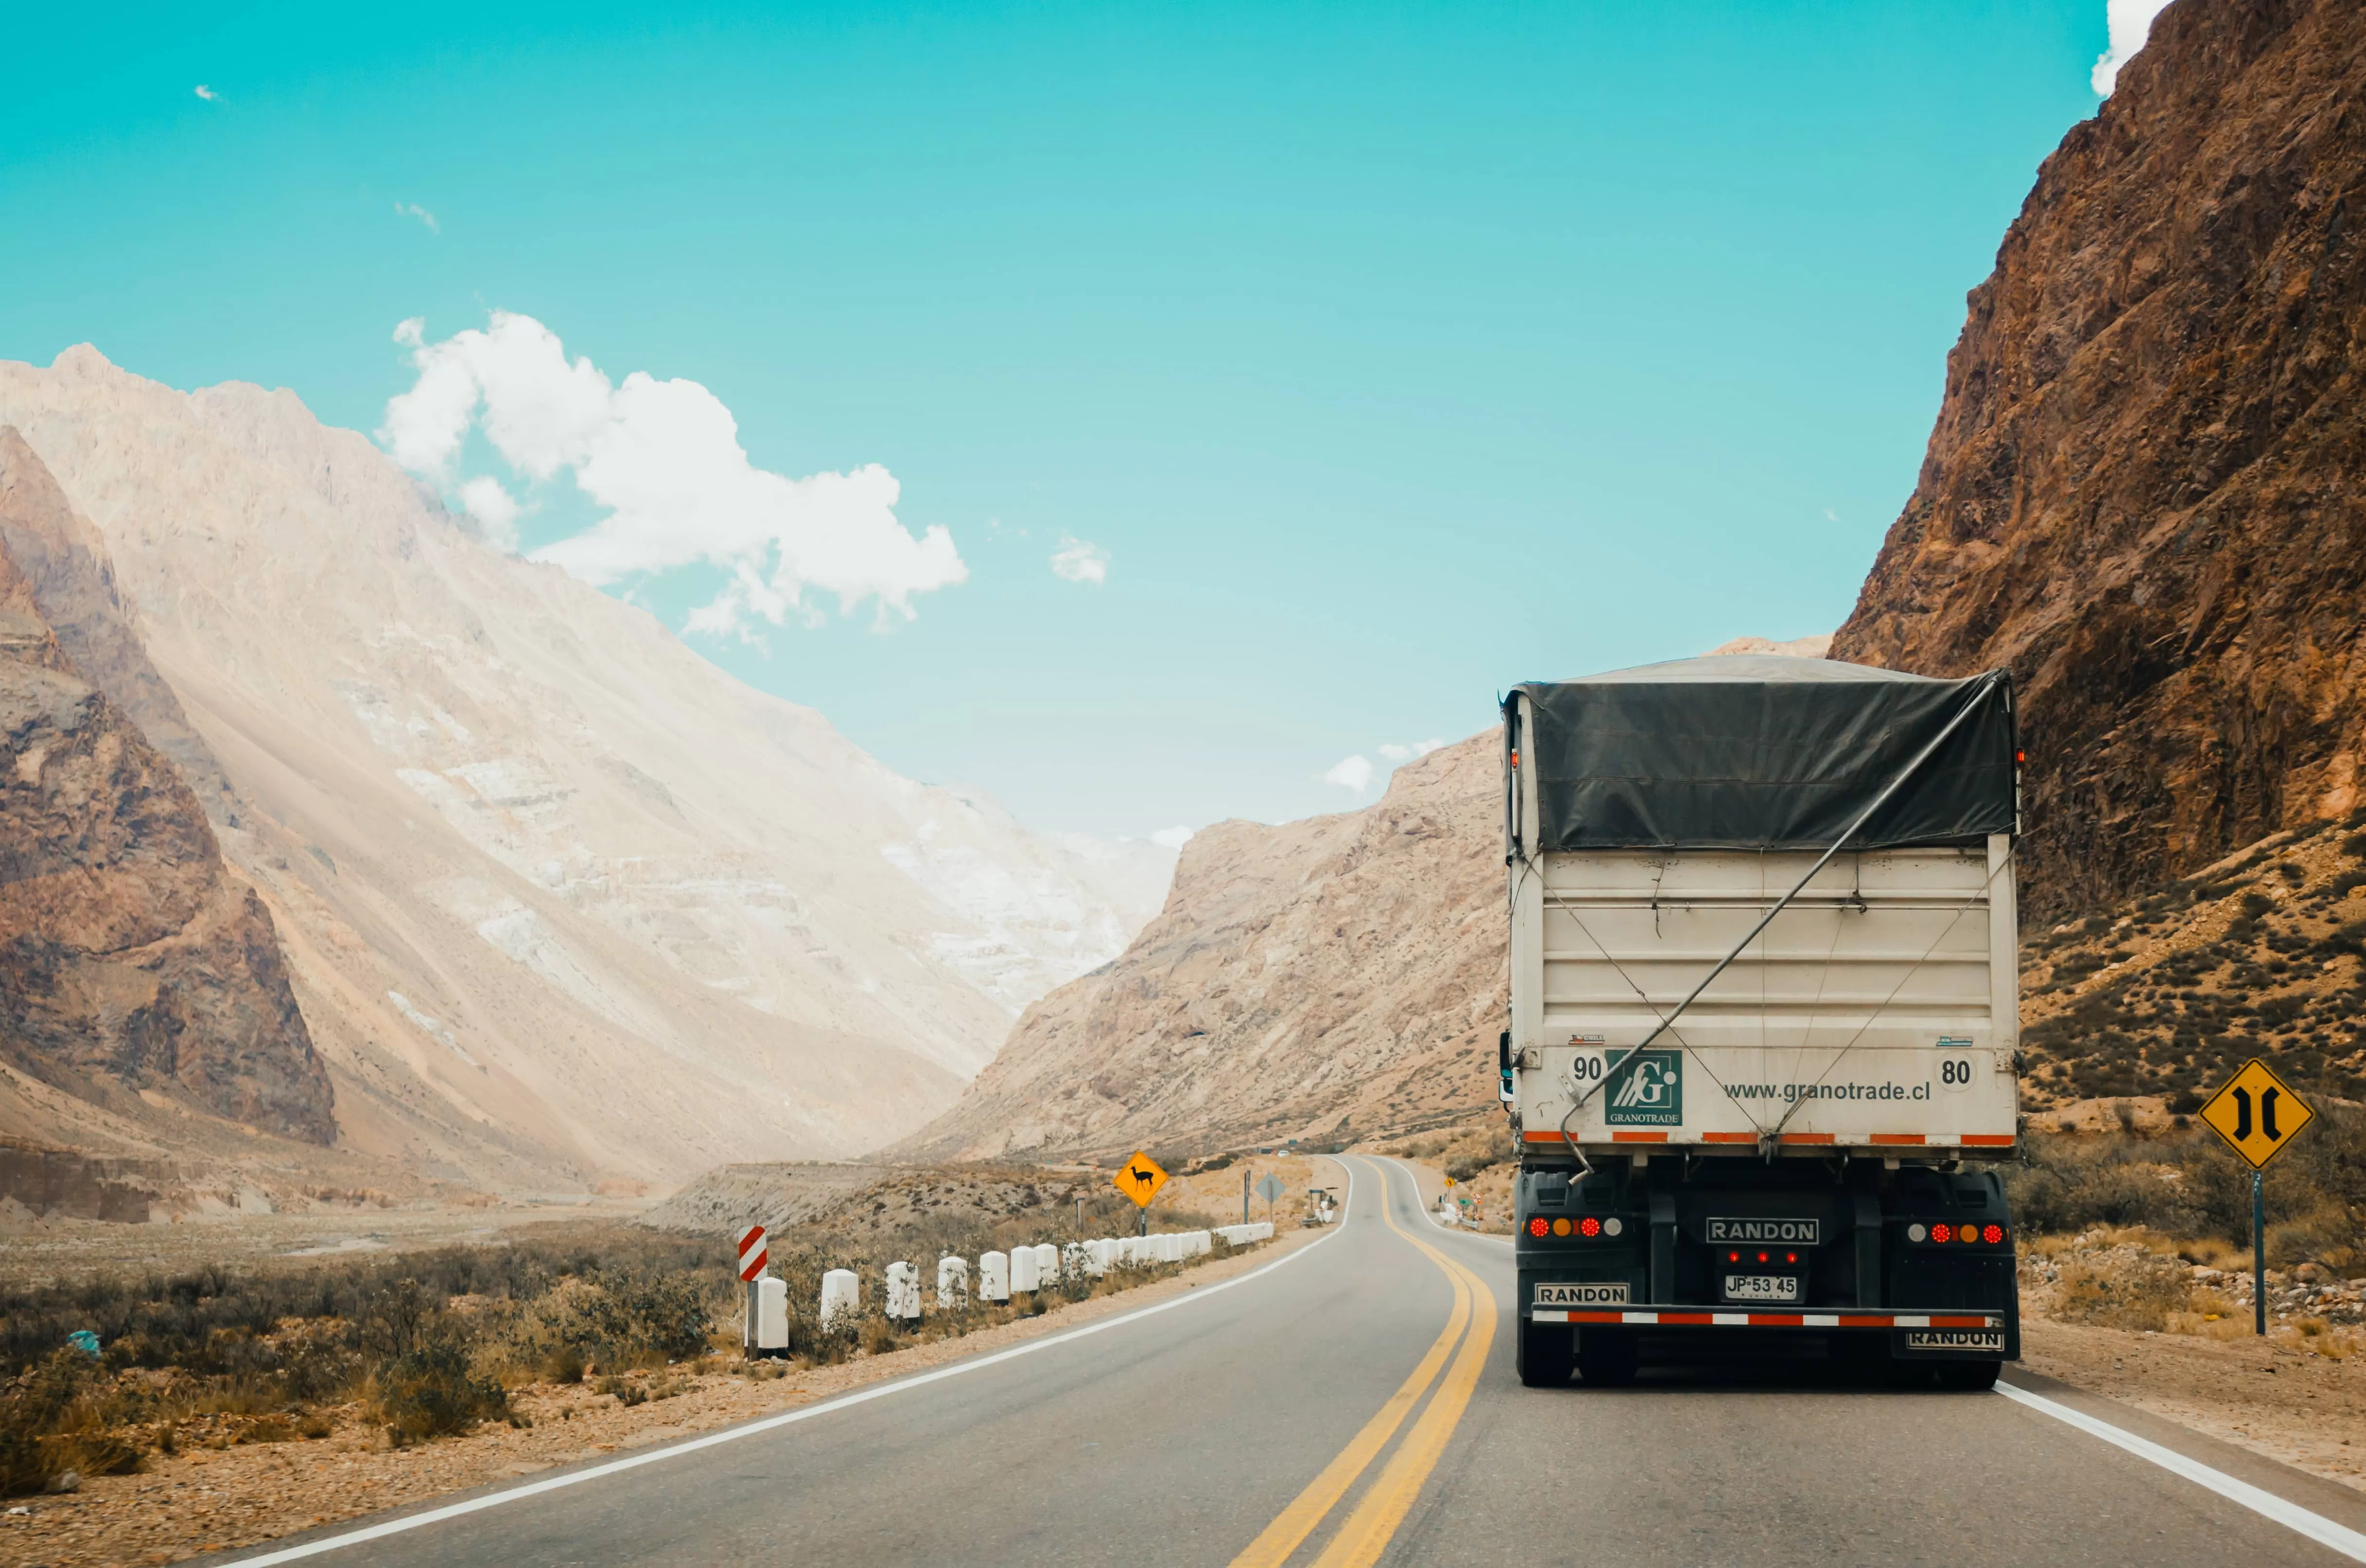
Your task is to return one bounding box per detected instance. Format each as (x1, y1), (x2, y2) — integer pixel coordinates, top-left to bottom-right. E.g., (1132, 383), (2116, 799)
(890, 733), (1507, 1162)
(0, 347), (1171, 1188)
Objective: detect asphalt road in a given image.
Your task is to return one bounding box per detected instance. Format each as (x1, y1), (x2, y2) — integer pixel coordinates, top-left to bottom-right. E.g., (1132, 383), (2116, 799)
(227, 1156), (2366, 1568)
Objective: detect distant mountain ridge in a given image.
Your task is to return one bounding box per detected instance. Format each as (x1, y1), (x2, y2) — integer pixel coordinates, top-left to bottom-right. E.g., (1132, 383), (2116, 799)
(0, 347), (1173, 1189)
(888, 635), (1850, 1162)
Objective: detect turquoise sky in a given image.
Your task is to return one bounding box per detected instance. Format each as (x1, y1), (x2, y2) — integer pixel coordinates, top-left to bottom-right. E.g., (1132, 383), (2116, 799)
(2, 2), (2115, 839)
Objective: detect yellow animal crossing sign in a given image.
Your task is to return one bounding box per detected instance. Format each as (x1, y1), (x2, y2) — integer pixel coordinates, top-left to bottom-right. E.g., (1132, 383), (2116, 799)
(2198, 1058), (2314, 1170)
(1115, 1150), (1169, 1208)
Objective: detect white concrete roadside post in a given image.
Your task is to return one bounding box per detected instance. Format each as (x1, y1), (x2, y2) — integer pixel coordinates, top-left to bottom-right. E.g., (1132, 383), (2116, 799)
(1010, 1243), (1041, 1294)
(938, 1254), (969, 1310)
(755, 1276), (789, 1353)
(979, 1249), (1010, 1303)
(1034, 1242), (1060, 1284)
(819, 1268), (859, 1329)
(886, 1261), (921, 1324)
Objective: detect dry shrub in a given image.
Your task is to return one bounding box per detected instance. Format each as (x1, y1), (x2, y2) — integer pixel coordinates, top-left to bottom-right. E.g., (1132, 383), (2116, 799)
(595, 1375), (647, 1408)
(370, 1343), (507, 1447)
(2054, 1251), (2193, 1331)
(0, 1350), (144, 1496)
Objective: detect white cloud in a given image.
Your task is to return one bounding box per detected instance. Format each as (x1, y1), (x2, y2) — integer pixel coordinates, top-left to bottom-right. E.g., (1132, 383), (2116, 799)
(2092, 0), (2174, 94)
(194, 85), (219, 102)
(1050, 535), (1110, 586)
(395, 202), (440, 235)
(1376, 739), (1445, 761)
(456, 476), (521, 551)
(1149, 826), (1194, 850)
(379, 312), (967, 635)
(1322, 755), (1374, 794)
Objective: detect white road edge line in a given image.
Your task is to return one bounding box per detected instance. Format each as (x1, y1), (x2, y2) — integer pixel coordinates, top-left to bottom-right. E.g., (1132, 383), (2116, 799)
(1995, 1379), (2366, 1563)
(220, 1160), (1357, 1566)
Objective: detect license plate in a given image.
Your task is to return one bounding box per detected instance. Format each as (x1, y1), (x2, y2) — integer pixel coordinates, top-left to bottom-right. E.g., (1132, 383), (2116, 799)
(1534, 1282), (1629, 1307)
(1722, 1274), (1802, 1303)
(1905, 1330), (2004, 1353)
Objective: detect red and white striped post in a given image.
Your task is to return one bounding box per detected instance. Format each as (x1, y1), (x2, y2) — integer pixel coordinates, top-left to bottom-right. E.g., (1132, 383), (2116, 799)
(737, 1225), (768, 1347)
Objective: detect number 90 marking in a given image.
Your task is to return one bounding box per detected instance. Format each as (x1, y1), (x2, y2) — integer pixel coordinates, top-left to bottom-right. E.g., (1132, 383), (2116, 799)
(1569, 1055), (1604, 1083)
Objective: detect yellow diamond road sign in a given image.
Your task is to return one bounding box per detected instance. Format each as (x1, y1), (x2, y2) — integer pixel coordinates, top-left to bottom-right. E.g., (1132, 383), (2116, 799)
(2198, 1057), (2314, 1170)
(1115, 1150), (1169, 1208)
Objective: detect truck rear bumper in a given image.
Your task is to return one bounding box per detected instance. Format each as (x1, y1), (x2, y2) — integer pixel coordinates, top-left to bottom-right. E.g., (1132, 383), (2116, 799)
(1531, 1308), (2000, 1329)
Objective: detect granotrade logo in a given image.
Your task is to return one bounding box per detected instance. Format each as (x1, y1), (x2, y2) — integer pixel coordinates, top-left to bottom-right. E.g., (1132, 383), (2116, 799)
(1605, 1049), (1682, 1126)
(1705, 1217), (1821, 1245)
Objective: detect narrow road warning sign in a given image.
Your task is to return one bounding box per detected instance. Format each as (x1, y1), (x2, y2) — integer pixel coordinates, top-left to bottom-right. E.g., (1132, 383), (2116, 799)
(1116, 1151), (1168, 1208)
(737, 1224), (769, 1281)
(2199, 1058), (2314, 1170)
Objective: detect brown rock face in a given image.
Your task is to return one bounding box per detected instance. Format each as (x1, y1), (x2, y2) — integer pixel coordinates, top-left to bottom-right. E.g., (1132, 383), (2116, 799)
(0, 439), (331, 1143)
(1830, 0), (2366, 922)
(0, 430), (235, 814)
(891, 734), (1507, 1161)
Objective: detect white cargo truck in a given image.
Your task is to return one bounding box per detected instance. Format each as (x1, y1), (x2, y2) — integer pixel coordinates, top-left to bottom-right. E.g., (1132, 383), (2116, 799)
(1500, 656), (2022, 1389)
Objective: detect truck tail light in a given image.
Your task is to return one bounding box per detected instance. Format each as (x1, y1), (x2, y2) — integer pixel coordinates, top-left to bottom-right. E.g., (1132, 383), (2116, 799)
(1930, 1223), (1952, 1243)
(1580, 1216), (1601, 1238)
(1528, 1218), (1548, 1237)
(1984, 1224), (2004, 1244)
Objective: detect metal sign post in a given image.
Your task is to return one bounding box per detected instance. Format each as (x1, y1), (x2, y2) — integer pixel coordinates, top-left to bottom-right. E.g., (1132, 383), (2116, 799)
(2197, 1058), (2315, 1336)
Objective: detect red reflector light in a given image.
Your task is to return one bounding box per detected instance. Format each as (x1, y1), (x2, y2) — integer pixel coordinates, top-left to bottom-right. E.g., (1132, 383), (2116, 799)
(1985, 1224), (2004, 1244)
(1580, 1216), (1601, 1238)
(1528, 1218), (1548, 1237)
(2015, 750), (2026, 764)
(1931, 1223), (1952, 1243)
(1727, 1250), (1739, 1262)
(1784, 1252), (1797, 1264)
(1756, 1251), (1769, 1263)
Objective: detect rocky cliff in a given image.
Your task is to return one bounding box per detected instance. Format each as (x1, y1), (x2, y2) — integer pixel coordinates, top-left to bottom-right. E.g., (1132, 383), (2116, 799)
(892, 733), (1508, 1161)
(0, 440), (331, 1143)
(1831, 0), (2366, 922)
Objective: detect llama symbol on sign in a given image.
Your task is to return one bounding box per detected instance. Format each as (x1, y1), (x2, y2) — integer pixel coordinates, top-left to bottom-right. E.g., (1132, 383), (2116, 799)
(1115, 1150), (1169, 1208)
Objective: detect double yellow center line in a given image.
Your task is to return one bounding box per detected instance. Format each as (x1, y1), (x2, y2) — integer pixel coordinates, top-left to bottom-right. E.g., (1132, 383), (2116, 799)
(1229, 1159), (1496, 1568)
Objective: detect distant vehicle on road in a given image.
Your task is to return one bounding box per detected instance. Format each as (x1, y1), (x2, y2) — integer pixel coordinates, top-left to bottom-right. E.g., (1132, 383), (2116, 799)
(1499, 656), (2020, 1389)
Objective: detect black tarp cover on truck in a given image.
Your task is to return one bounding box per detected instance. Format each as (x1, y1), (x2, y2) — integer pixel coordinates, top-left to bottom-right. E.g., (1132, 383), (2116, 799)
(1506, 655), (2016, 853)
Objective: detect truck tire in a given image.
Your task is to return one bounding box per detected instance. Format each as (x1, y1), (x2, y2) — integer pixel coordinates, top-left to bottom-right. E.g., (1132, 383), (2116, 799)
(1517, 1320), (1573, 1387)
(1938, 1359), (2001, 1391)
(1575, 1330), (1637, 1388)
